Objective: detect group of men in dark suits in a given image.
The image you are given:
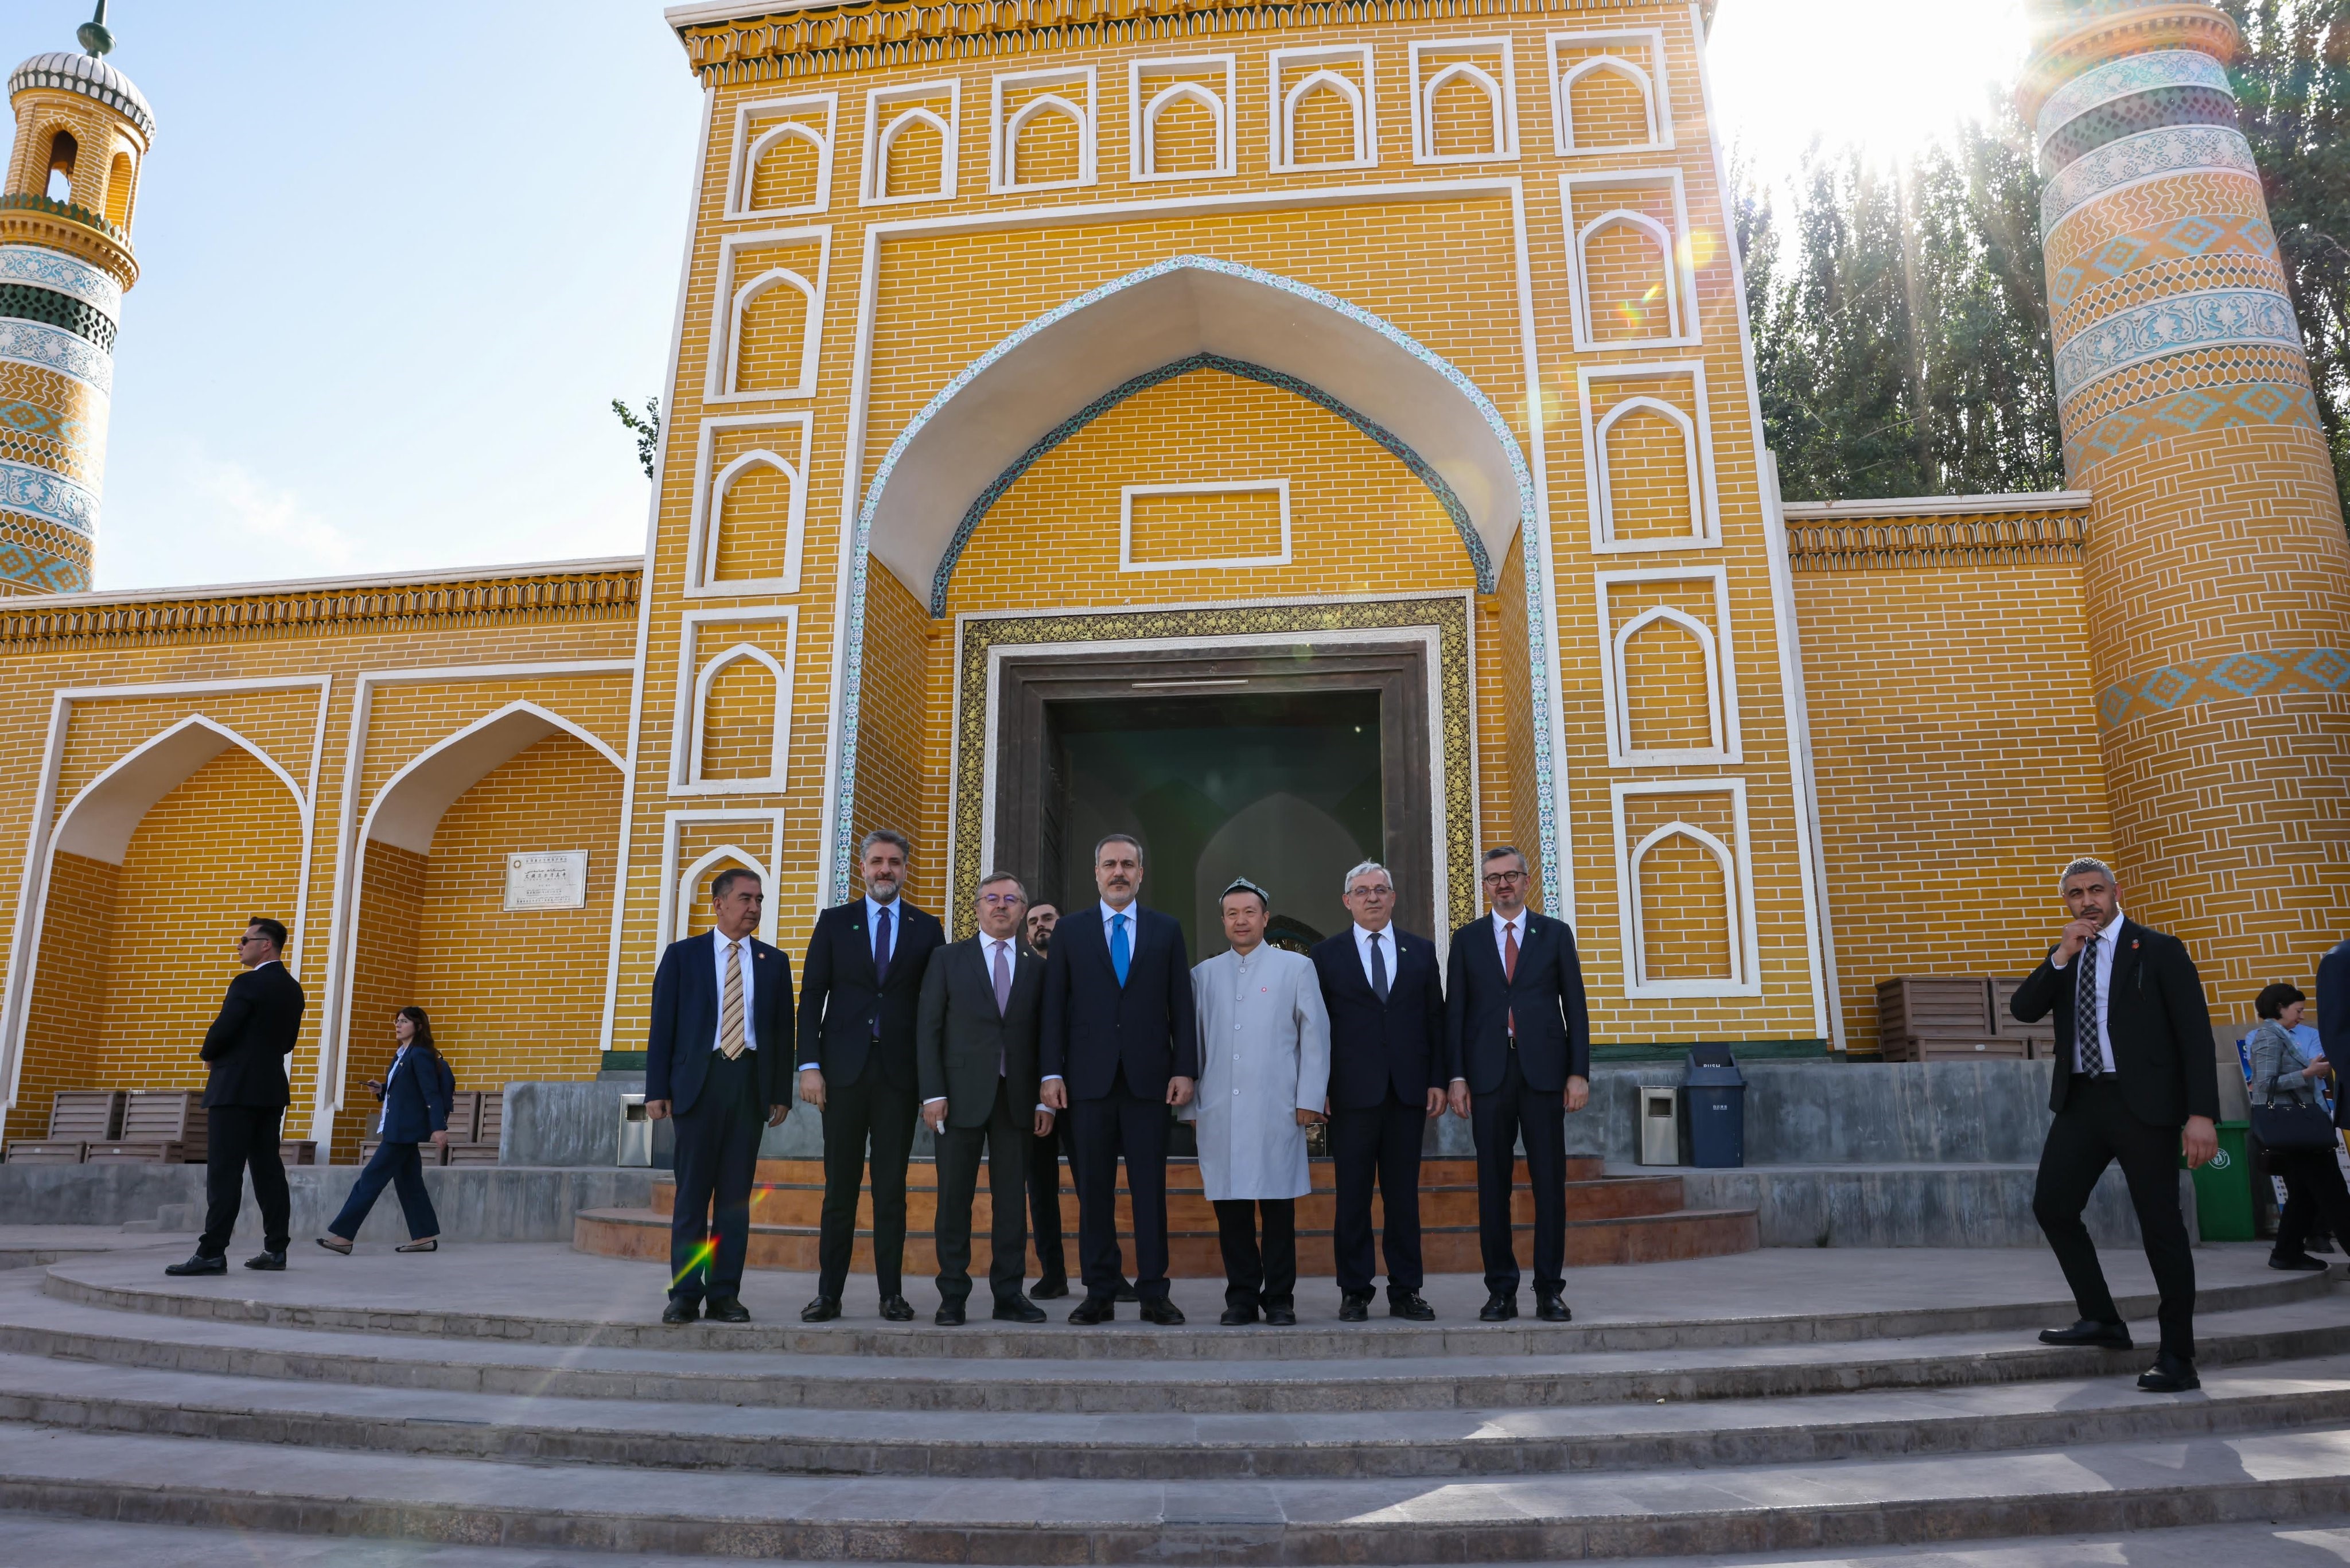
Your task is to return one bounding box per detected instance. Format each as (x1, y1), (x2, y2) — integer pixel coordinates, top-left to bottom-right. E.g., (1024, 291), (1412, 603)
(645, 830), (1594, 1327)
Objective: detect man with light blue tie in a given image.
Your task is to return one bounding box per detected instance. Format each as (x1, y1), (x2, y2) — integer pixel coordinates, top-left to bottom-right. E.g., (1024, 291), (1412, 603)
(796, 829), (945, 1322)
(1039, 834), (1197, 1325)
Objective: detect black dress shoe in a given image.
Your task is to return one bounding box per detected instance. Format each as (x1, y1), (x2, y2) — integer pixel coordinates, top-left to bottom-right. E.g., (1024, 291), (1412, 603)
(1219, 1304), (1258, 1326)
(1139, 1297), (1185, 1326)
(2271, 1251), (2330, 1272)
(660, 1297), (699, 1325)
(1479, 1293), (1517, 1322)
(243, 1250), (286, 1272)
(165, 1254), (227, 1277)
(1115, 1281), (1139, 1303)
(2039, 1318), (2133, 1350)
(935, 1300), (967, 1326)
(1263, 1305), (1297, 1326)
(705, 1297), (750, 1324)
(1337, 1292), (1371, 1323)
(2138, 1354), (2201, 1392)
(994, 1296), (1048, 1324)
(878, 1294), (916, 1322)
(1029, 1274), (1071, 1299)
(801, 1296), (842, 1322)
(1388, 1291), (1434, 1321)
(1068, 1296), (1115, 1324)
(1535, 1293), (1571, 1323)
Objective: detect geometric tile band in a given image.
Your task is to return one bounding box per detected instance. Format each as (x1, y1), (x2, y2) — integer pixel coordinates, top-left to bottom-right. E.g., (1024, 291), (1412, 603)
(2036, 49), (2232, 149)
(2052, 285), (2302, 406)
(0, 244), (120, 321)
(2051, 250), (2291, 347)
(2037, 85), (2240, 177)
(2098, 648), (2350, 731)
(0, 283), (119, 353)
(927, 350), (1493, 616)
(0, 514), (90, 594)
(2059, 341), (2313, 431)
(0, 317), (111, 396)
(0, 457), (98, 535)
(2044, 169), (2267, 280)
(0, 395), (94, 461)
(2049, 220), (2283, 318)
(2066, 379), (2323, 474)
(2041, 124), (2259, 236)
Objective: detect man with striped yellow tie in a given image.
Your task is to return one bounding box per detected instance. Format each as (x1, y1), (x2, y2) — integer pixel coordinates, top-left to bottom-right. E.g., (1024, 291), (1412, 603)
(646, 868), (793, 1325)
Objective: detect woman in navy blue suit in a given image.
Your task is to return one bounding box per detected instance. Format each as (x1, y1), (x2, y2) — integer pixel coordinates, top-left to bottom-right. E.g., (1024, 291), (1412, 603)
(317, 1006), (454, 1254)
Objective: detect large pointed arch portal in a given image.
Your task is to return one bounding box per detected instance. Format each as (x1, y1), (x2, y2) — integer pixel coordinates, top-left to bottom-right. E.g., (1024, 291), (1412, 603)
(834, 255), (1553, 900)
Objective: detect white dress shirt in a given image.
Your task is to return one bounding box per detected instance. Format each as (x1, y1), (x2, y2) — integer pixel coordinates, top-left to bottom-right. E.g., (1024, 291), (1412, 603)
(2049, 911), (2124, 1073)
(1492, 908), (1527, 968)
(377, 1044), (407, 1134)
(925, 933), (1052, 1115)
(1352, 921), (1396, 991)
(799, 896), (900, 1071)
(710, 927), (757, 1054)
(1040, 902), (1142, 1090)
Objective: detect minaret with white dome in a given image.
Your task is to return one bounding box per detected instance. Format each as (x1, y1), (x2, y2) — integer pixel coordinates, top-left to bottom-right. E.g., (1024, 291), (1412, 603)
(1, 2), (151, 594)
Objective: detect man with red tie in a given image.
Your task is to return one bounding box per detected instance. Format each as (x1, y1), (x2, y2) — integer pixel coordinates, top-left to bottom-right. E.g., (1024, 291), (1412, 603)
(1445, 845), (1590, 1324)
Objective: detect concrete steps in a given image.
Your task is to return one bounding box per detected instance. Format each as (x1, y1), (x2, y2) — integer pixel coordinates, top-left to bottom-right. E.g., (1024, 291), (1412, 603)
(0, 1243), (2342, 1562)
(573, 1154), (1764, 1275)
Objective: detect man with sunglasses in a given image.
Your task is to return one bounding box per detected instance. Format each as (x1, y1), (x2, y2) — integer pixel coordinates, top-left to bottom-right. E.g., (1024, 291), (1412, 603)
(166, 919), (305, 1277)
(1445, 847), (1590, 1324)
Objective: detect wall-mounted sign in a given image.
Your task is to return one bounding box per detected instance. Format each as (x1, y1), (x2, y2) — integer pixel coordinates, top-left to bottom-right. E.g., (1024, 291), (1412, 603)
(505, 851), (589, 911)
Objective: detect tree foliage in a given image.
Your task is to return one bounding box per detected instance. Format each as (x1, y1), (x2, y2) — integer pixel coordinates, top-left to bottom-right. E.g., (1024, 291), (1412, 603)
(611, 395), (662, 481)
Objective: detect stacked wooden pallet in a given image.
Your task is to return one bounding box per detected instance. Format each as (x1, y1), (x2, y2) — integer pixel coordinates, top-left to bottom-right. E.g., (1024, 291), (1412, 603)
(359, 1089), (502, 1166)
(1877, 977), (2055, 1061)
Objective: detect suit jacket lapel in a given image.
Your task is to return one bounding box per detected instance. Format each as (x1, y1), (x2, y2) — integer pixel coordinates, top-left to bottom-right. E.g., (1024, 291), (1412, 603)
(2110, 921), (2139, 1013)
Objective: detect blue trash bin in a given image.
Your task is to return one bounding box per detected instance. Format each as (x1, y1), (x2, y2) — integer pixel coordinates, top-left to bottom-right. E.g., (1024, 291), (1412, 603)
(1682, 1048), (1746, 1168)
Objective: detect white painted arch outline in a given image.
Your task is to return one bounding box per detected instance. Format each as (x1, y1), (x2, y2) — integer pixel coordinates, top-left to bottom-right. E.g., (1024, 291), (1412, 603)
(1594, 394), (1704, 546)
(1420, 62), (1508, 160)
(688, 643), (789, 788)
(1281, 69), (1369, 169)
(706, 449), (805, 586)
(1560, 56), (1660, 151)
(876, 107), (951, 199)
(740, 121), (827, 212)
(53, 715), (306, 866)
(673, 844), (777, 944)
(357, 700), (624, 858)
(1001, 93), (1092, 190)
(1627, 819), (1742, 989)
(1142, 83), (1227, 177)
(1610, 605), (1724, 759)
(1574, 208), (1682, 343)
(724, 267), (819, 398)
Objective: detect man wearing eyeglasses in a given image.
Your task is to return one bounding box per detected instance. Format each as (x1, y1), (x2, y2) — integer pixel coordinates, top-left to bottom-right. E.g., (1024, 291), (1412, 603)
(1445, 846), (1590, 1323)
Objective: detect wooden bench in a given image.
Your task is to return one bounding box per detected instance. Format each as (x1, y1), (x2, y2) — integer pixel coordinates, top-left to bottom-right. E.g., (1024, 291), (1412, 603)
(1878, 976), (2048, 1061)
(3, 1088), (126, 1164)
(85, 1090), (209, 1163)
(445, 1090), (501, 1165)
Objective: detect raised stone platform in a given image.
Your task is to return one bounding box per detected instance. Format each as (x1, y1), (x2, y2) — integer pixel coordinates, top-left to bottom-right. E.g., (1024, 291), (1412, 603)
(571, 1155), (1763, 1275)
(0, 1238), (2340, 1562)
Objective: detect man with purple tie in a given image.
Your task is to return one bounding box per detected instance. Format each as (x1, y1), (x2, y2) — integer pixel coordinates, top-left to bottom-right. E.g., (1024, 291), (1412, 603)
(796, 829), (945, 1322)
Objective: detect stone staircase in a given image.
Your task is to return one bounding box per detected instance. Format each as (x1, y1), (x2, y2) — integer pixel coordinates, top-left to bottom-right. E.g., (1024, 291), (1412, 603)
(0, 1244), (2342, 1560)
(573, 1155), (1762, 1274)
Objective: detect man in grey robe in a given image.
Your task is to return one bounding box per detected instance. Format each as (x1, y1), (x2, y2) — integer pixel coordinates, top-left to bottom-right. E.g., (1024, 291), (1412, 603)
(1184, 879), (1331, 1326)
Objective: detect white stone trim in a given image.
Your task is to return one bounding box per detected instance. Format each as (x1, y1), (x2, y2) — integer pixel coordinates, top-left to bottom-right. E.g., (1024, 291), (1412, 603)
(1610, 777), (1760, 999)
(1579, 360), (1719, 552)
(861, 78), (962, 207)
(1408, 39), (1519, 165)
(1269, 46), (1378, 173)
(670, 605), (800, 797)
(1562, 168), (1699, 350)
(1594, 563), (1741, 767)
(1129, 57), (1237, 181)
(1117, 480), (1292, 572)
(705, 225), (831, 403)
(683, 412), (812, 597)
(723, 93), (837, 220)
(990, 66), (1097, 193)
(658, 812), (788, 947)
(1547, 27), (1674, 155)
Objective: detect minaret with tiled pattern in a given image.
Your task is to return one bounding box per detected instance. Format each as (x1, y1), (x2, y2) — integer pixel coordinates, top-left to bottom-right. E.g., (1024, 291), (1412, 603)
(2024, 0), (2350, 1001)
(0, 5), (151, 594)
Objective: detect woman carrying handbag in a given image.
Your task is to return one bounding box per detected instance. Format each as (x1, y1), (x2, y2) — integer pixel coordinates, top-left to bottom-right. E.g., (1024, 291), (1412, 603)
(318, 1006), (453, 1255)
(2248, 983), (2350, 1273)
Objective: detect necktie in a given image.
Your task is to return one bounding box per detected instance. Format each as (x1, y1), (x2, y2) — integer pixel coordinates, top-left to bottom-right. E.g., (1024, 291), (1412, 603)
(873, 904), (893, 982)
(2076, 934), (2100, 1076)
(1111, 912), (1131, 986)
(1504, 920), (1519, 1039)
(1369, 931), (1390, 1002)
(992, 940), (1012, 1076)
(719, 940), (746, 1060)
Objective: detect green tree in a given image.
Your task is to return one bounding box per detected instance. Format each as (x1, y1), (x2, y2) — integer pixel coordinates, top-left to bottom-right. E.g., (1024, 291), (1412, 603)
(612, 395), (662, 481)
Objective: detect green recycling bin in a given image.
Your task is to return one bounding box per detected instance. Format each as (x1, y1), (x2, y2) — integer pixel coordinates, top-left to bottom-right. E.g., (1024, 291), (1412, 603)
(2183, 1120), (2255, 1242)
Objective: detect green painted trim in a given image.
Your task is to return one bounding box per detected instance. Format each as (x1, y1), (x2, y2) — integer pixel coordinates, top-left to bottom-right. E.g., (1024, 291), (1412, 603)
(1590, 1039), (1832, 1064)
(600, 1050), (648, 1072)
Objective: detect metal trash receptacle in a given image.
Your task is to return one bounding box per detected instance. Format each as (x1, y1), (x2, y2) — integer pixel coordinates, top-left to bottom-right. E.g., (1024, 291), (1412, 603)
(1637, 1087), (1681, 1165)
(1682, 1048), (1746, 1169)
(618, 1093), (652, 1167)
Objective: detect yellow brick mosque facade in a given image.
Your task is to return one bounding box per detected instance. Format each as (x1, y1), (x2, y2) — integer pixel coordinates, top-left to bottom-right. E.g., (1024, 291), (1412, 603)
(0, 0), (2341, 1151)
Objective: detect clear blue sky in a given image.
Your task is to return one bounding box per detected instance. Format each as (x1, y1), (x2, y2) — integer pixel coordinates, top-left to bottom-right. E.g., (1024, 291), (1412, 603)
(3, 2), (2029, 593)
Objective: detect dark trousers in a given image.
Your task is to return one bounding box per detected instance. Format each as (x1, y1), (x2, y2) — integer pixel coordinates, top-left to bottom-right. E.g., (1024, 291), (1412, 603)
(1470, 1049), (1567, 1296)
(669, 1050), (762, 1304)
(934, 1079), (1029, 1306)
(328, 1139), (440, 1242)
(2271, 1143), (2350, 1259)
(1068, 1069), (1171, 1302)
(1213, 1197), (1295, 1310)
(1330, 1091), (1427, 1295)
(199, 1104), (289, 1258)
(816, 1068), (918, 1299)
(2033, 1076), (2197, 1360)
(1028, 1116), (1068, 1281)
